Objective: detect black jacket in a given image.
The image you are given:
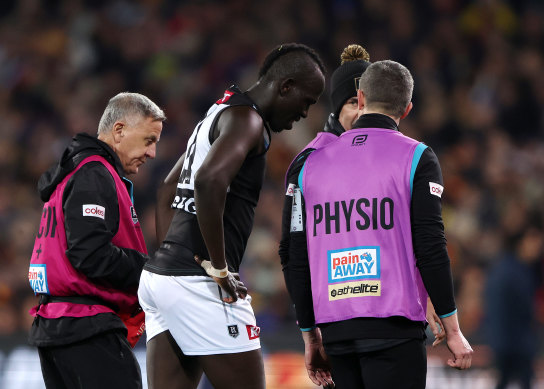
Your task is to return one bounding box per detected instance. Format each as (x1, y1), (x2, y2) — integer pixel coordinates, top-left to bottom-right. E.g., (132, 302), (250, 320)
(29, 133), (148, 347)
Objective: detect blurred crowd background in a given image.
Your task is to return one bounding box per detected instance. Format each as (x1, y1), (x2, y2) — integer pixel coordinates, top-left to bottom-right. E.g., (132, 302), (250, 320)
(1, 0), (544, 387)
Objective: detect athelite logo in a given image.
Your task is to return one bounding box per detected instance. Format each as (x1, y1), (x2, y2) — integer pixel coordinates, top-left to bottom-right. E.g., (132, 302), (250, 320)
(328, 280), (381, 301)
(246, 325), (260, 340)
(351, 134), (368, 146)
(29, 264), (49, 294)
(82, 204), (105, 220)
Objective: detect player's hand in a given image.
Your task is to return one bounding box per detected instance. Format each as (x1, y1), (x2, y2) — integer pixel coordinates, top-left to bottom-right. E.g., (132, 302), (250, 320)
(302, 328), (335, 388)
(445, 330), (473, 370)
(194, 255), (247, 303)
(426, 298), (445, 346)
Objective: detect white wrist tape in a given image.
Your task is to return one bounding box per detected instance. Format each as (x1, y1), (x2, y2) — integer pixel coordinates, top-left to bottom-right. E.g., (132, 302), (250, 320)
(200, 260), (228, 278)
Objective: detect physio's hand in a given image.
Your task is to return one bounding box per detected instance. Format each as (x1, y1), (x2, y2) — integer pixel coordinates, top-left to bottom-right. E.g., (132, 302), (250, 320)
(426, 298), (445, 347)
(445, 330), (473, 370)
(302, 328), (335, 388)
(194, 255), (247, 303)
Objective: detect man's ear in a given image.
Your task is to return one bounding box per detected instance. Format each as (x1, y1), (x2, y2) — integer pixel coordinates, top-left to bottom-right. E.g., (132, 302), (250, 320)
(357, 89), (365, 110)
(400, 102), (413, 120)
(279, 78), (295, 96)
(112, 121), (125, 144)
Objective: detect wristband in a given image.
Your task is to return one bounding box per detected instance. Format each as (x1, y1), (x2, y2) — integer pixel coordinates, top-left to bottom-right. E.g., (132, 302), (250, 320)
(200, 260), (229, 278)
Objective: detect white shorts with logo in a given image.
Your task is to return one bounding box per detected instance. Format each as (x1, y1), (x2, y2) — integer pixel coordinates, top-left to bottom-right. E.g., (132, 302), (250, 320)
(138, 270), (261, 355)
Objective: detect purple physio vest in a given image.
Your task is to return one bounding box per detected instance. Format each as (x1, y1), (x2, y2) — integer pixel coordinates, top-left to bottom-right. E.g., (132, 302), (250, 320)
(28, 155), (147, 319)
(302, 128), (428, 324)
(284, 132), (338, 189)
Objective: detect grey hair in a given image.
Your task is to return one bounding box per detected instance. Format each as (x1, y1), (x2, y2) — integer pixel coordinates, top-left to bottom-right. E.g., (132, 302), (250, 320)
(358, 60), (414, 118)
(97, 92), (166, 134)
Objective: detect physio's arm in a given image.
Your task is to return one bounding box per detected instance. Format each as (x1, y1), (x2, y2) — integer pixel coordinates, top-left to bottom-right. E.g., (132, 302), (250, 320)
(279, 150), (317, 329)
(441, 312), (473, 370)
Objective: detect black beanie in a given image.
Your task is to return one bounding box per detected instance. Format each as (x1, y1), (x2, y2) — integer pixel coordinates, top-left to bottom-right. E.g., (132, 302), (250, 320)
(330, 59), (371, 117)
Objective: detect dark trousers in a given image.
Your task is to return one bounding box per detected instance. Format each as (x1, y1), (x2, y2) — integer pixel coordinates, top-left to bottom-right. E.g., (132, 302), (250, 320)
(38, 330), (142, 389)
(495, 352), (534, 389)
(328, 338), (427, 389)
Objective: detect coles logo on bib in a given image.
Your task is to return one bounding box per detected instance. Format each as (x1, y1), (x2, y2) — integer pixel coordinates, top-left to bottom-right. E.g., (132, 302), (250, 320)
(82, 204), (105, 219)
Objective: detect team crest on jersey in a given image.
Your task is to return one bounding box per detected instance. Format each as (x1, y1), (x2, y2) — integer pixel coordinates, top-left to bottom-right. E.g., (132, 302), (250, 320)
(227, 324), (239, 338)
(130, 206), (139, 224)
(216, 90), (234, 104)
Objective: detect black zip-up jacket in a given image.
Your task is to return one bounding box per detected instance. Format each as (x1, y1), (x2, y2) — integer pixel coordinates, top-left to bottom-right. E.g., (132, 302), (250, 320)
(29, 133), (148, 347)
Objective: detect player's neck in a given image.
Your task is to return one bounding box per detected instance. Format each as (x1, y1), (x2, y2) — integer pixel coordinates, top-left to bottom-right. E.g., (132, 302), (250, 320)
(245, 82), (273, 118)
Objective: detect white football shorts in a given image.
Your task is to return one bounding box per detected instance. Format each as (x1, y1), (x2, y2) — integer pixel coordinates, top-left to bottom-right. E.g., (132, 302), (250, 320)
(138, 270), (261, 355)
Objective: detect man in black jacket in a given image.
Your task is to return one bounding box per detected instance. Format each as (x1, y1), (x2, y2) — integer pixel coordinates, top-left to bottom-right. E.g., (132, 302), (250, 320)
(28, 92), (165, 389)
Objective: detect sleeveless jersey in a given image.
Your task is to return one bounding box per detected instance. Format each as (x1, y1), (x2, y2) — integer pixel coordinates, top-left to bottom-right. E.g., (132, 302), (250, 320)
(28, 155), (147, 319)
(145, 86), (271, 275)
(301, 128), (429, 324)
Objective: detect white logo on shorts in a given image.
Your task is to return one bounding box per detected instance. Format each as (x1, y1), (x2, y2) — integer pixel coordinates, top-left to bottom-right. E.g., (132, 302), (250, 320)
(246, 325), (260, 340)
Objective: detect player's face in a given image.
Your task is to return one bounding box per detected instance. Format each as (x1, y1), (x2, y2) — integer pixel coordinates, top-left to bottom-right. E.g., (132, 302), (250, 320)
(115, 116), (162, 175)
(270, 69), (325, 132)
(338, 97), (360, 131)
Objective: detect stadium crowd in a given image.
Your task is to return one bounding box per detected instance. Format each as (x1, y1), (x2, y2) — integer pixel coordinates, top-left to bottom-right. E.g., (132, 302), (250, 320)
(0, 0), (543, 382)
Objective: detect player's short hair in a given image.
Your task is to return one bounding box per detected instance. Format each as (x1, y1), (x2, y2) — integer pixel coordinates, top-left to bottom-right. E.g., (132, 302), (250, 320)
(258, 43), (325, 82)
(97, 92), (166, 134)
(358, 60), (413, 118)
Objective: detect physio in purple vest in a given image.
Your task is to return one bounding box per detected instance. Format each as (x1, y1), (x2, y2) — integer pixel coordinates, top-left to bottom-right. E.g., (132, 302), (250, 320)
(280, 60), (473, 388)
(28, 92), (165, 389)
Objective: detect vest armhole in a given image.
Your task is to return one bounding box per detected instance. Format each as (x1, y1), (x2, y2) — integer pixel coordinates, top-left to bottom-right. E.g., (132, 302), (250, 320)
(298, 162), (306, 196)
(410, 143), (428, 197)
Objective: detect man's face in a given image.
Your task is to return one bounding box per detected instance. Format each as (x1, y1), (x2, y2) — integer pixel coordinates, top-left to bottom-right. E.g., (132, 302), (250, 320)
(338, 97), (359, 131)
(114, 116), (162, 175)
(269, 68), (325, 132)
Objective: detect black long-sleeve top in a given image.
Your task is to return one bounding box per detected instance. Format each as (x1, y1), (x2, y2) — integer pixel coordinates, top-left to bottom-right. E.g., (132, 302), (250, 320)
(279, 114), (456, 345)
(29, 134), (148, 347)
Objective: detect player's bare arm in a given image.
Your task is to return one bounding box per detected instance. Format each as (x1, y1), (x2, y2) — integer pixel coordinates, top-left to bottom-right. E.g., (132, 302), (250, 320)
(194, 106), (265, 301)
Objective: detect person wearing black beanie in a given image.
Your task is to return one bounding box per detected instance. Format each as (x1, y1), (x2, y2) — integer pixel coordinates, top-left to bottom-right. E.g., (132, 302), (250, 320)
(279, 44), (371, 388)
(326, 44), (371, 134)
